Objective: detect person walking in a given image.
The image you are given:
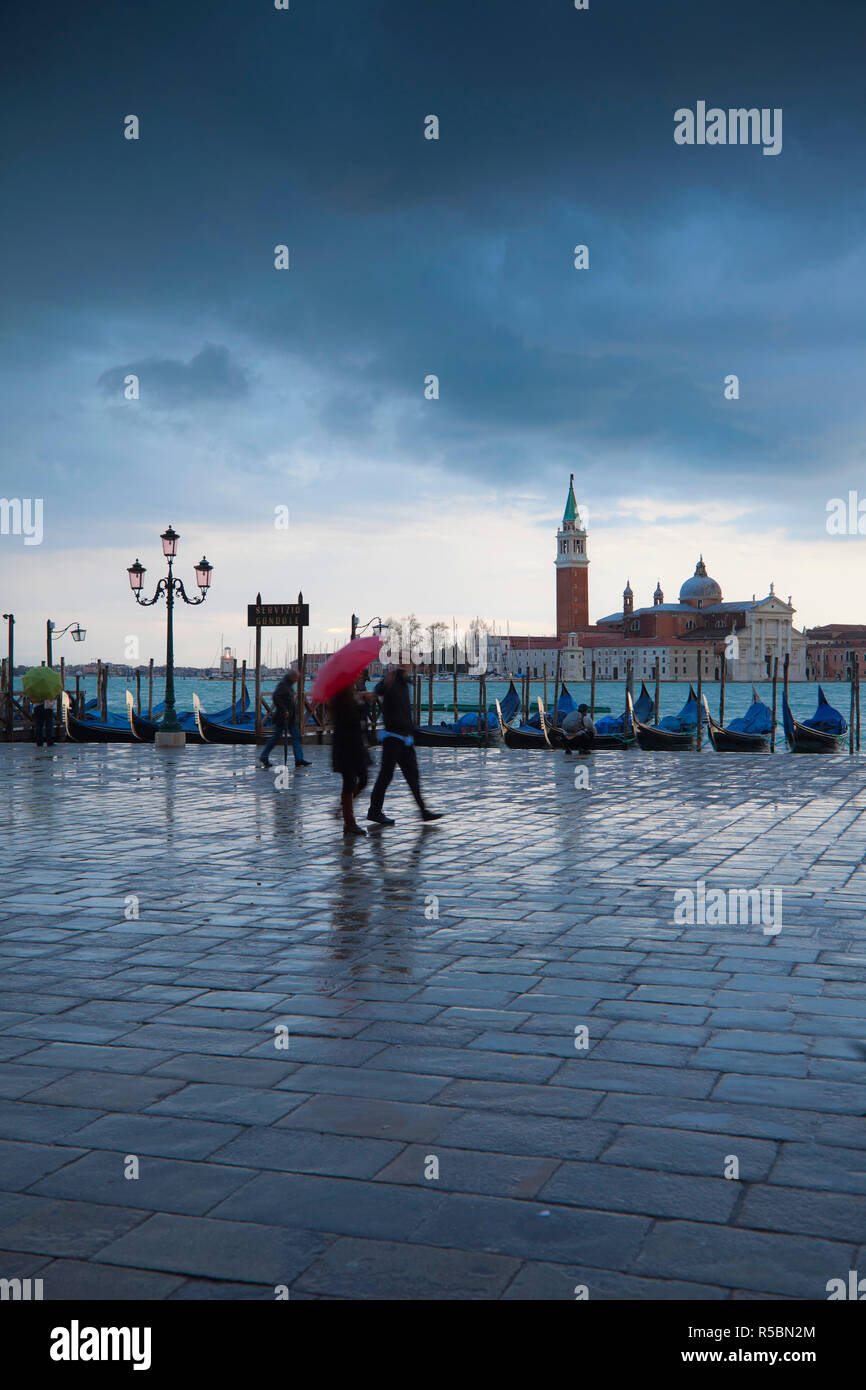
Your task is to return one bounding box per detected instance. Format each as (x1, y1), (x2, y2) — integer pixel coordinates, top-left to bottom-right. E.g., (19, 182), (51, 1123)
(331, 684), (369, 836)
(258, 670), (311, 769)
(562, 703), (596, 755)
(32, 698), (56, 749)
(367, 664), (442, 826)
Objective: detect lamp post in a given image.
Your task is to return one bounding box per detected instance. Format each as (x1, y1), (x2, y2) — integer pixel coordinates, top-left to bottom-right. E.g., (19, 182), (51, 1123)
(127, 525), (213, 748)
(2, 613), (13, 742)
(46, 620), (86, 668)
(351, 615), (385, 640)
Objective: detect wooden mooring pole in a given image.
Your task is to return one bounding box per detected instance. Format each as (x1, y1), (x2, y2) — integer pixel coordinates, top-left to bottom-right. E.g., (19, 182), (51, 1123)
(590, 658), (596, 720)
(231, 658), (237, 723)
(770, 656), (779, 752)
(296, 591), (305, 745)
(254, 593), (263, 737)
(147, 658), (154, 719)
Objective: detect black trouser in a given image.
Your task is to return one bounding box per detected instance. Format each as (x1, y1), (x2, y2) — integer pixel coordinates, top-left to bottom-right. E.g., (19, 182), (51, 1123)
(33, 708), (54, 746)
(369, 738), (425, 814)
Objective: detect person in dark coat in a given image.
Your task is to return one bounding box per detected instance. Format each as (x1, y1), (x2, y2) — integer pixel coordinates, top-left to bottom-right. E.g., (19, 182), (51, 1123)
(366, 664), (442, 826)
(331, 684), (369, 836)
(32, 698), (56, 748)
(258, 670), (311, 769)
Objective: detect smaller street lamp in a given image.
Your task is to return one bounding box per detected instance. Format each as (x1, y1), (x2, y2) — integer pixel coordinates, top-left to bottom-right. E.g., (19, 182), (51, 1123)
(46, 620), (86, 668)
(351, 614), (385, 641)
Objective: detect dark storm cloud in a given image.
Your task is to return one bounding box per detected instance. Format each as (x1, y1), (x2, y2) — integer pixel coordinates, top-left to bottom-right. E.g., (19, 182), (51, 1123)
(1, 0), (865, 513)
(97, 345), (249, 408)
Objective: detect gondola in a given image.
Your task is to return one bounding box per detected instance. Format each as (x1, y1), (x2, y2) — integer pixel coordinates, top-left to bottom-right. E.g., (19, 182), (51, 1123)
(628, 691), (696, 751)
(703, 695), (770, 753)
(496, 696), (552, 749)
(656, 684), (700, 733)
(589, 728), (637, 751)
(196, 713), (261, 745)
(412, 680), (519, 747)
(782, 689), (847, 753)
(62, 691), (147, 744)
(587, 683), (649, 749)
(156, 688), (254, 745)
(410, 726), (490, 748)
(523, 682), (577, 731)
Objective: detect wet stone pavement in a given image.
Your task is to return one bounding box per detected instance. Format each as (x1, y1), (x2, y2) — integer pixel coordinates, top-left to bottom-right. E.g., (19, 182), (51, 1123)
(1, 741), (866, 1300)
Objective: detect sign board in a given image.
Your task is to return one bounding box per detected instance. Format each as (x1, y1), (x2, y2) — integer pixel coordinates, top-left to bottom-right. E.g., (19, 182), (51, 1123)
(247, 602), (309, 628)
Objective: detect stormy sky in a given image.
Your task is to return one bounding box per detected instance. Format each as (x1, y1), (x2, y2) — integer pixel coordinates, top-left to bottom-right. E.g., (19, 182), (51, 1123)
(1, 0), (865, 665)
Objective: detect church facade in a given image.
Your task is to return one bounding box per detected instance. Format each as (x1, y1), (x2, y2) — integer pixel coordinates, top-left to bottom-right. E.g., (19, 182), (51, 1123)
(502, 478), (808, 681)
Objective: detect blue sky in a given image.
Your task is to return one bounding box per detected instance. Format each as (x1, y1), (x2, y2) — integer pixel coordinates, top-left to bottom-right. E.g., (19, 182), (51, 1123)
(1, 0), (865, 665)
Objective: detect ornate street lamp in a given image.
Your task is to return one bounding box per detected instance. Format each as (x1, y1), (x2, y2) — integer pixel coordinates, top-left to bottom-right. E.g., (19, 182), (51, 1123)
(127, 526), (213, 746)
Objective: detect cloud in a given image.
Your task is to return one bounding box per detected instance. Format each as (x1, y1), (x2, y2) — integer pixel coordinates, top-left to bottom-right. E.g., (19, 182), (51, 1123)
(97, 345), (249, 409)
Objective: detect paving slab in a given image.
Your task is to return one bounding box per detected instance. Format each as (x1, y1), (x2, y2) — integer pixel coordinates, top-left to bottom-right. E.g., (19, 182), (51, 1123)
(293, 1235), (519, 1299)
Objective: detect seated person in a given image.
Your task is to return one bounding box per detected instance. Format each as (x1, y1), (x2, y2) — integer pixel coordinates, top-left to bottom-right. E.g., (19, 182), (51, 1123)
(562, 703), (596, 754)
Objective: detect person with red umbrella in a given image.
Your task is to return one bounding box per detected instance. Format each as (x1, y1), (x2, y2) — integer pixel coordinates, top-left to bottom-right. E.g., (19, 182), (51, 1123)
(331, 683), (371, 836)
(309, 637), (382, 838)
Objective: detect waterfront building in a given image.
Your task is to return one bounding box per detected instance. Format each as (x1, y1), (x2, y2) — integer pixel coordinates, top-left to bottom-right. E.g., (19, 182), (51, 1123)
(502, 479), (809, 681)
(806, 625), (866, 681)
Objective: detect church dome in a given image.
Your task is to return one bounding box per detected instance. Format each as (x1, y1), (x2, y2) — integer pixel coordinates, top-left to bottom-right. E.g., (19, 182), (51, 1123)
(679, 556), (722, 606)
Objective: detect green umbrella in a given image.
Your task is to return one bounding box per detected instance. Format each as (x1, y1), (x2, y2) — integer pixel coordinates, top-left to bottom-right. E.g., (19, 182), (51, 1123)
(21, 667), (63, 701)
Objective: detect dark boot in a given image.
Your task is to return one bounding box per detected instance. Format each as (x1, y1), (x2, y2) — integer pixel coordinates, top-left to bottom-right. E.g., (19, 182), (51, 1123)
(341, 791), (366, 835)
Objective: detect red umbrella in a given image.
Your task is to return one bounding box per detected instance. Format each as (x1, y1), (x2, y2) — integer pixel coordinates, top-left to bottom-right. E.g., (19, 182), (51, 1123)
(309, 637), (382, 704)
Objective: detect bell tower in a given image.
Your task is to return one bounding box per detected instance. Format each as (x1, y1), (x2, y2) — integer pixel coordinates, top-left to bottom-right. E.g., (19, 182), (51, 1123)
(555, 474), (589, 636)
